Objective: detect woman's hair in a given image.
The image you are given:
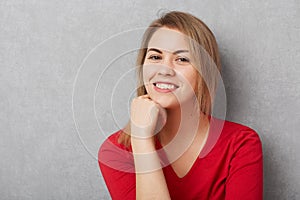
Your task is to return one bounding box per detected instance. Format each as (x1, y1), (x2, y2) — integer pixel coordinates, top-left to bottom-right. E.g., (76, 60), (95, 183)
(118, 11), (221, 147)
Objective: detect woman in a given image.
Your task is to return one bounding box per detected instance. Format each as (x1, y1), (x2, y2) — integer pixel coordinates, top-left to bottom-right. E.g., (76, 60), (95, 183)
(99, 11), (263, 199)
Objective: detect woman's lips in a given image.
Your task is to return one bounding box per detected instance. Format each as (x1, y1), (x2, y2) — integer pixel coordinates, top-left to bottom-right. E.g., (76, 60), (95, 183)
(153, 82), (179, 93)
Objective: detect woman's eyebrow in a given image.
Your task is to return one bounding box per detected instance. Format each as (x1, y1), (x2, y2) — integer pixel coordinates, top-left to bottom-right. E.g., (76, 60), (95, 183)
(173, 50), (189, 55)
(147, 48), (162, 54)
(147, 48), (189, 54)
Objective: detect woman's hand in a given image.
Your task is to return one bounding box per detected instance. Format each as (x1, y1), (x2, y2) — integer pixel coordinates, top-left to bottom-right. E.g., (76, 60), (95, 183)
(130, 94), (167, 140)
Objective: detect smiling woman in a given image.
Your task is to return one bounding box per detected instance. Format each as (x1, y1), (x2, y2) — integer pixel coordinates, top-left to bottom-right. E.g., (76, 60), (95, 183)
(98, 11), (263, 200)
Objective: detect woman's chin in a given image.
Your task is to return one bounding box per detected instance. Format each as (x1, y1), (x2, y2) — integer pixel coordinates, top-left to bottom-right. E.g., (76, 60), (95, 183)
(151, 97), (180, 109)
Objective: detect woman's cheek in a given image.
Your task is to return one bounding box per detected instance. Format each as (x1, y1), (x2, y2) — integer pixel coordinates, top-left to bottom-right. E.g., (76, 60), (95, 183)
(142, 65), (156, 86)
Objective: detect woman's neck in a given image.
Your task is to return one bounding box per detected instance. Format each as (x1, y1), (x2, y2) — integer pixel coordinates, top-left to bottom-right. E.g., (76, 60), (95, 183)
(157, 101), (208, 146)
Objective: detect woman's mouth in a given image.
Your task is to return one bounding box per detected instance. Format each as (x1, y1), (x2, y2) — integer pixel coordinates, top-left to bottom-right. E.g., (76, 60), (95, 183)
(153, 82), (179, 93)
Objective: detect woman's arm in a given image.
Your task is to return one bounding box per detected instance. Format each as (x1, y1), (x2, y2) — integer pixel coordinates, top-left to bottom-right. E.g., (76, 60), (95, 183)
(225, 129), (263, 200)
(131, 137), (171, 200)
(130, 95), (171, 199)
(99, 160), (136, 199)
(98, 133), (136, 199)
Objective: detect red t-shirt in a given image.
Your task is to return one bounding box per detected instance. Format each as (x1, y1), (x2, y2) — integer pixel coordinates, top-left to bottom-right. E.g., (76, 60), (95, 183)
(98, 118), (263, 199)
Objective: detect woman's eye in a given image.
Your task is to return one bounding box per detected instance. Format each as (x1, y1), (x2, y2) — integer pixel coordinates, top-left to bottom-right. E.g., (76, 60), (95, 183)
(176, 57), (190, 63)
(148, 55), (161, 60)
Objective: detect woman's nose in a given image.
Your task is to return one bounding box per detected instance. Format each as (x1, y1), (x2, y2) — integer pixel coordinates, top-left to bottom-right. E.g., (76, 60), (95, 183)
(158, 58), (175, 76)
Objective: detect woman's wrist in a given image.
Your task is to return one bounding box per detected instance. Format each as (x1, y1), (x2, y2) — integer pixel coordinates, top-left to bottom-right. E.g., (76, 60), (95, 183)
(131, 137), (162, 173)
(131, 136), (156, 153)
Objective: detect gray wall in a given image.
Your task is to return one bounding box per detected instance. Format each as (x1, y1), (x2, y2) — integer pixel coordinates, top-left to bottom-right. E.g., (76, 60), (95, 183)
(1, 0), (299, 199)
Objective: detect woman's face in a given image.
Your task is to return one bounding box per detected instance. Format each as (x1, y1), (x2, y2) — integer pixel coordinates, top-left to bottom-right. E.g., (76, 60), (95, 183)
(143, 27), (199, 109)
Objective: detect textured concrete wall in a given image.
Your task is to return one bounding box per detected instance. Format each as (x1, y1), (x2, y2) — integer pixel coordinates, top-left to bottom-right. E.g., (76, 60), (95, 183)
(1, 0), (299, 199)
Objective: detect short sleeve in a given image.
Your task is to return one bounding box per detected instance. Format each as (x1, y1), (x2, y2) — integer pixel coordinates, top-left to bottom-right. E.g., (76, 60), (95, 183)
(98, 133), (136, 200)
(225, 128), (263, 200)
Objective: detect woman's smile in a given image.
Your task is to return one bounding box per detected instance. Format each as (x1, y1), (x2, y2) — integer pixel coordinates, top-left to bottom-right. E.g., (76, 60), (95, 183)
(153, 81), (179, 93)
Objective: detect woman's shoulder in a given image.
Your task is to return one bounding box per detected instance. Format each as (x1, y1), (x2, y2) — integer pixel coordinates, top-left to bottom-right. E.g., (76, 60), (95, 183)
(216, 118), (262, 154)
(99, 130), (132, 153)
(103, 130), (123, 146)
(201, 117), (262, 158)
(222, 119), (261, 142)
(211, 117), (261, 140)
(98, 130), (135, 173)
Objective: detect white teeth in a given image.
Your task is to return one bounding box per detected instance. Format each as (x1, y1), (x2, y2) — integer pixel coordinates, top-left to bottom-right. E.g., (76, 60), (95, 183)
(156, 83), (176, 90)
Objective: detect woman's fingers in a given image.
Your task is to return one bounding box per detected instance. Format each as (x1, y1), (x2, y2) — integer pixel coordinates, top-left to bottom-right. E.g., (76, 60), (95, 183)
(130, 96), (159, 139)
(132, 94), (168, 135)
(137, 94), (167, 122)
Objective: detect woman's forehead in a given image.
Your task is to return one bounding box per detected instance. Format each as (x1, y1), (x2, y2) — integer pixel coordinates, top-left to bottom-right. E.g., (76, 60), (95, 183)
(147, 27), (190, 53)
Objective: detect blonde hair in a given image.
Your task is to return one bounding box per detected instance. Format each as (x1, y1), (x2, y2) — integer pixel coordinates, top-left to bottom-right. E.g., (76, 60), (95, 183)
(118, 11), (221, 147)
